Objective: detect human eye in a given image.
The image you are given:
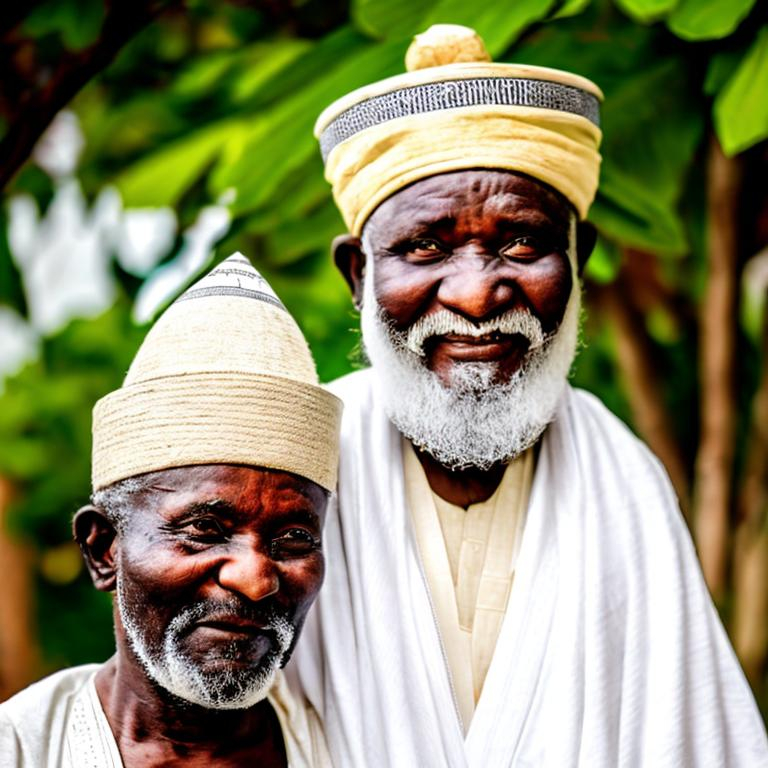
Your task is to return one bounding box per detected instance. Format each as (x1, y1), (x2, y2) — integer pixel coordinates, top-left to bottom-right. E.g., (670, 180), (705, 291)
(270, 528), (320, 559)
(499, 235), (543, 260)
(402, 238), (447, 263)
(177, 516), (228, 543)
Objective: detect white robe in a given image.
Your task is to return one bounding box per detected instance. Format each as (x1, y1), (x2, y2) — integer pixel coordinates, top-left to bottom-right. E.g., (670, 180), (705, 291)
(294, 368), (768, 767)
(0, 665), (330, 767)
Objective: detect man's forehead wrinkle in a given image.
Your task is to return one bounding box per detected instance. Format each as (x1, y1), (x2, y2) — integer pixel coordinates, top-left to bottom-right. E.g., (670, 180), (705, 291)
(157, 497), (236, 521)
(371, 176), (465, 219)
(487, 206), (566, 234)
(368, 171), (573, 239)
(146, 484), (177, 494)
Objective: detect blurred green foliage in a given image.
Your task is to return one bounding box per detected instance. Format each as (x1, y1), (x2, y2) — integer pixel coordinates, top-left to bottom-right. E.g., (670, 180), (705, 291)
(1, 0), (767, 715)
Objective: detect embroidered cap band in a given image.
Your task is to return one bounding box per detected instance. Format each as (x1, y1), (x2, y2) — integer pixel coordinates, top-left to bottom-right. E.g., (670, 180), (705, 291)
(319, 76), (600, 162)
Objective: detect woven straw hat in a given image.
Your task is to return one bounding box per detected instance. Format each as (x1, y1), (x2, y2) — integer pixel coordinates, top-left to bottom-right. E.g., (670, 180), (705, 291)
(92, 253), (342, 491)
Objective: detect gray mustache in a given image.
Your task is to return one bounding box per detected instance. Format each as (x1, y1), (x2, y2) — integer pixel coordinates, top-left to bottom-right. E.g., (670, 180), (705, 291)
(167, 598), (289, 637)
(405, 309), (546, 356)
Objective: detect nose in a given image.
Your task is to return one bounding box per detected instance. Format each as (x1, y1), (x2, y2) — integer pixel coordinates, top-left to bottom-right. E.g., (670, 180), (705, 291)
(216, 543), (280, 603)
(437, 254), (516, 321)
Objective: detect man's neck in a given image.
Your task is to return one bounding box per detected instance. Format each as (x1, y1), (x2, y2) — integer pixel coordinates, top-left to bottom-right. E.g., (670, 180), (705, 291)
(414, 446), (507, 508)
(95, 653), (287, 767)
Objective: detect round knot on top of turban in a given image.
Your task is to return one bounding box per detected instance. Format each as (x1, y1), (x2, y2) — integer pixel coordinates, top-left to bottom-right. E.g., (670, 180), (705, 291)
(405, 24), (491, 71)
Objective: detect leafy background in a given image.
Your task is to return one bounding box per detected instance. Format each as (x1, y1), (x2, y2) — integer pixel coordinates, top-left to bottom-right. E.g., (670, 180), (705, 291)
(0, 0), (767, 720)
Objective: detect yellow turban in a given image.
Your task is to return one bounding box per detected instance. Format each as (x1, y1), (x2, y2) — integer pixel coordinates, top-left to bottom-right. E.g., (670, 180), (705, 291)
(316, 24), (603, 234)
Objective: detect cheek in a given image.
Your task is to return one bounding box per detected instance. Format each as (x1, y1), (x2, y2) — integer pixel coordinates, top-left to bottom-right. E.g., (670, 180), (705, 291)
(518, 255), (573, 329)
(278, 555), (324, 616)
(117, 544), (205, 611)
(114, 566), (169, 647)
(373, 259), (437, 327)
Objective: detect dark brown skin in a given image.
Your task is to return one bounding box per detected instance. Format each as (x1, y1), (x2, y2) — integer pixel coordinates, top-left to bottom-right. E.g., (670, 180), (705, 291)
(74, 464), (328, 768)
(335, 170), (596, 507)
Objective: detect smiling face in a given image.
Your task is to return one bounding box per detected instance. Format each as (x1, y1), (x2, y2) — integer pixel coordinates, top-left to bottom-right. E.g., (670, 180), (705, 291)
(85, 465), (327, 710)
(361, 170), (574, 387)
(334, 169), (593, 470)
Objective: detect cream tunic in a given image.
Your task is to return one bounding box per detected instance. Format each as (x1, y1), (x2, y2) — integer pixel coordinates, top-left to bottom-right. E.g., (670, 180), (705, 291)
(404, 440), (533, 730)
(0, 665), (331, 767)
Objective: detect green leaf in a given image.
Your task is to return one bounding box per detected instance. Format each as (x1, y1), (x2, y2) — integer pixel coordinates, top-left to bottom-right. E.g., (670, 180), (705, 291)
(0, 211), (27, 316)
(552, 0), (592, 20)
(354, 0), (558, 54)
(421, 0), (558, 57)
(352, 0), (437, 39)
(667, 0), (757, 41)
(213, 33), (406, 217)
(614, 0), (679, 23)
(236, 26), (372, 111)
(585, 237), (621, 283)
(714, 26), (768, 156)
(228, 40), (312, 104)
(509, 13), (703, 252)
(704, 47), (747, 96)
(24, 0), (104, 51)
(170, 52), (240, 100)
(598, 60), (704, 252)
(112, 120), (239, 207)
(265, 199), (345, 265)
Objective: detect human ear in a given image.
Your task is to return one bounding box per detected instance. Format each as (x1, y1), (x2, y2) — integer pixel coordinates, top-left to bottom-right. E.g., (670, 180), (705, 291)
(333, 234), (366, 310)
(73, 505), (118, 592)
(575, 221), (597, 275)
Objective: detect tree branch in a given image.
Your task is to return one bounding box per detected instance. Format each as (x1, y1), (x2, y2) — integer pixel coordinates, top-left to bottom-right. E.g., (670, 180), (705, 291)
(733, 292), (768, 684)
(0, 0), (178, 191)
(593, 270), (691, 514)
(0, 477), (39, 700)
(692, 135), (742, 601)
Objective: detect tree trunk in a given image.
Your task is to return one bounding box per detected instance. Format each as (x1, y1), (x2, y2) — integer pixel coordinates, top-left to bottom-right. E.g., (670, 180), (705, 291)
(594, 274), (690, 513)
(733, 303), (768, 686)
(0, 477), (40, 701)
(692, 136), (741, 602)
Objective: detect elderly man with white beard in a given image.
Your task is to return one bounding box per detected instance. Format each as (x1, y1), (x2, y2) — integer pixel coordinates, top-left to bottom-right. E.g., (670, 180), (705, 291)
(293, 24), (768, 768)
(0, 254), (342, 767)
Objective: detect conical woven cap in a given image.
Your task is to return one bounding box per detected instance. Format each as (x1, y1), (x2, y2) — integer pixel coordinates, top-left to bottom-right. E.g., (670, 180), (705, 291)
(92, 253), (341, 491)
(126, 253), (318, 386)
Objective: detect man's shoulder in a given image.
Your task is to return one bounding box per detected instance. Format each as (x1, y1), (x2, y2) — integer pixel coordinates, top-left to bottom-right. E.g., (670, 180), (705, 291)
(558, 385), (680, 510)
(562, 385), (657, 459)
(0, 664), (102, 767)
(0, 664), (100, 727)
(326, 368), (378, 419)
(326, 367), (373, 399)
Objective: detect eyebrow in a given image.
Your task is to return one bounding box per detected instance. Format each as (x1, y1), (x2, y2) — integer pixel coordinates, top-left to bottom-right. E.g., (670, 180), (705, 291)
(175, 497), (321, 527)
(178, 498), (237, 517)
(270, 489), (323, 526)
(491, 209), (563, 228)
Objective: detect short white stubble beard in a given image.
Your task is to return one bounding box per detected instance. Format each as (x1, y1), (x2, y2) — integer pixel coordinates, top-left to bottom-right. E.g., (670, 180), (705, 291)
(116, 574), (294, 710)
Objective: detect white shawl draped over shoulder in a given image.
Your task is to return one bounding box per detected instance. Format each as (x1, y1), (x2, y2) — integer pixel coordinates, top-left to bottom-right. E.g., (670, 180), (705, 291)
(293, 369), (767, 767)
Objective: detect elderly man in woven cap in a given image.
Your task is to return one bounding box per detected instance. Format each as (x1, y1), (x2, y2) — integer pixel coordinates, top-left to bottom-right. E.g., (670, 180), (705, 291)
(0, 254), (341, 767)
(293, 24), (768, 767)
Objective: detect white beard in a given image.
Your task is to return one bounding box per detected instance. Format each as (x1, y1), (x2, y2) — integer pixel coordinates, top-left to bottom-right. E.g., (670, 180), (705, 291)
(359, 264), (582, 470)
(117, 576), (294, 710)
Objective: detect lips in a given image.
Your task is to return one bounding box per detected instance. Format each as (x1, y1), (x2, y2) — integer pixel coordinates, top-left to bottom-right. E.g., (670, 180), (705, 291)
(428, 332), (530, 362)
(193, 616), (274, 640)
